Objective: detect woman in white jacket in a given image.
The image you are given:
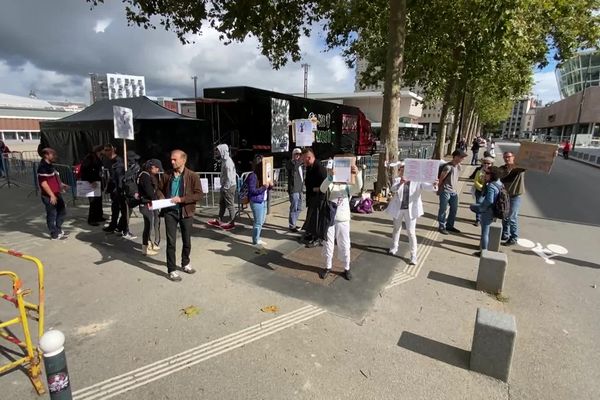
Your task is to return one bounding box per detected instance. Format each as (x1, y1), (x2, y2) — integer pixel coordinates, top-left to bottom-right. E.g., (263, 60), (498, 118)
(319, 164), (363, 281)
(386, 162), (436, 265)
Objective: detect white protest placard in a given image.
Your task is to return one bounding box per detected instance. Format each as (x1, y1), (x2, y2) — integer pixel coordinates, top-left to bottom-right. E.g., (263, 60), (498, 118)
(113, 106), (134, 140)
(200, 178), (209, 194)
(151, 199), (176, 210)
(333, 156), (356, 183)
(273, 169), (280, 183)
(213, 177), (221, 190)
(403, 158), (440, 182)
(76, 181), (101, 197)
(294, 119), (314, 147)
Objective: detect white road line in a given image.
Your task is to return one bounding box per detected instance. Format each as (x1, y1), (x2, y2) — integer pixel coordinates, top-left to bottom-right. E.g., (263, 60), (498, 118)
(73, 305), (325, 400)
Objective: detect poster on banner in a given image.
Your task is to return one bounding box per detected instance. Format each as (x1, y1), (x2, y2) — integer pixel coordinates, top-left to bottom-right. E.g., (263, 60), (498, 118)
(403, 158), (440, 182)
(333, 156), (356, 183)
(200, 178), (209, 194)
(262, 156), (274, 185)
(76, 181), (101, 197)
(213, 177), (221, 190)
(271, 98), (290, 153)
(515, 141), (558, 173)
(113, 106), (134, 140)
(293, 119), (314, 146)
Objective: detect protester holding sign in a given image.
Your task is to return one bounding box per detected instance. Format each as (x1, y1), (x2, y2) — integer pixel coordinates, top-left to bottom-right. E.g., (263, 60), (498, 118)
(500, 151), (526, 246)
(386, 162), (436, 265)
(318, 163), (362, 281)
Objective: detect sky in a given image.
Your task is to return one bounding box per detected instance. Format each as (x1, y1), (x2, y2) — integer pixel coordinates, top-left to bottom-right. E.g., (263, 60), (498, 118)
(0, 0), (560, 105)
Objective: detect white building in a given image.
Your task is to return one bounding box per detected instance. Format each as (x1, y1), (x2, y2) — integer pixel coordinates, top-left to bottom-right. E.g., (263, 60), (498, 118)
(90, 73), (146, 103)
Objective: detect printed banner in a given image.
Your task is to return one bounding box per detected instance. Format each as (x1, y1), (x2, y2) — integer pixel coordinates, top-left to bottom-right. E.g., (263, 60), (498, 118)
(271, 98), (290, 153)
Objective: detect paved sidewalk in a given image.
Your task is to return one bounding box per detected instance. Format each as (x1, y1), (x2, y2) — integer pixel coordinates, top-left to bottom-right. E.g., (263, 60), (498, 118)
(0, 162), (598, 399)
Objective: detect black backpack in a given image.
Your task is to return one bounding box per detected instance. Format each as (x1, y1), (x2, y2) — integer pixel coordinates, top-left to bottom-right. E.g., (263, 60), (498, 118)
(493, 183), (511, 220)
(121, 163), (142, 201)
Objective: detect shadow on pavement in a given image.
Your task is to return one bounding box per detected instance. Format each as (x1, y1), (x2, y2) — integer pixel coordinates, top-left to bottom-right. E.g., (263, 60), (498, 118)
(427, 270), (476, 290)
(512, 249), (600, 270)
(398, 331), (470, 370)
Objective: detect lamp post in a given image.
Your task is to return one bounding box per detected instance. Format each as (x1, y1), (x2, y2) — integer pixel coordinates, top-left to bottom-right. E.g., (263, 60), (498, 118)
(191, 76), (198, 98)
(572, 53), (593, 151)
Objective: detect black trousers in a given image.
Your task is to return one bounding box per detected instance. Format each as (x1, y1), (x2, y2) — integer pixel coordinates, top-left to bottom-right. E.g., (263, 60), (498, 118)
(88, 196), (103, 223)
(108, 191), (131, 232)
(164, 208), (193, 273)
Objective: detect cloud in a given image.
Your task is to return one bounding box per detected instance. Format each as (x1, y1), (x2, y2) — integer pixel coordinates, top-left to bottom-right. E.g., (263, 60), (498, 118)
(0, 0), (354, 104)
(533, 70), (561, 104)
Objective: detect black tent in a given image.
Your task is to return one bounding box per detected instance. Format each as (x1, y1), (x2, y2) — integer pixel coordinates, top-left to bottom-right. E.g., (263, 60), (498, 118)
(40, 97), (212, 171)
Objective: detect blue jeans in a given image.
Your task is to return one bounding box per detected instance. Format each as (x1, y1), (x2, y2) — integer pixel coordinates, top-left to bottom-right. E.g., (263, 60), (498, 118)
(438, 192), (458, 230)
(41, 195), (66, 238)
(471, 150), (479, 165)
(288, 192), (302, 228)
(480, 211), (494, 250)
(250, 201), (266, 244)
(474, 189), (483, 223)
(502, 195), (522, 240)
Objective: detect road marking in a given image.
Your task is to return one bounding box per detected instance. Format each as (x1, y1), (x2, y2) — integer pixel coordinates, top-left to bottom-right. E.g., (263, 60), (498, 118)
(517, 238), (568, 265)
(73, 305), (326, 400)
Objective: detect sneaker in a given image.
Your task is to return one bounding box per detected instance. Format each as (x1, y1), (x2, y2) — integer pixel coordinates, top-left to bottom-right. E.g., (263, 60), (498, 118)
(151, 242), (161, 251)
(60, 230), (70, 237)
(503, 238), (517, 246)
(473, 221), (480, 227)
(289, 226), (300, 233)
(438, 228), (449, 235)
(168, 271), (182, 282)
(447, 227), (461, 233)
(143, 245), (158, 256)
(344, 269), (353, 281)
(409, 257), (417, 265)
(306, 240), (319, 248)
(257, 240), (267, 246)
(319, 269), (331, 279)
(388, 248), (398, 256)
(182, 264), (196, 274)
(122, 232), (137, 240)
(51, 235), (67, 241)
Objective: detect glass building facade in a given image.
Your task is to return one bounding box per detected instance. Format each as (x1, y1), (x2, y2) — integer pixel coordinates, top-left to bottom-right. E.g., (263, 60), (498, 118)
(555, 51), (600, 98)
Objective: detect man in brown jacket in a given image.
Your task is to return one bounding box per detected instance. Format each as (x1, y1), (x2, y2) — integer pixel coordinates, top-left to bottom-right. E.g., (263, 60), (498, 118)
(158, 150), (203, 282)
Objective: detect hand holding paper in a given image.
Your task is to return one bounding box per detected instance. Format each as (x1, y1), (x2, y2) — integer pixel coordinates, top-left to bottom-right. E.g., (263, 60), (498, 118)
(151, 198), (177, 210)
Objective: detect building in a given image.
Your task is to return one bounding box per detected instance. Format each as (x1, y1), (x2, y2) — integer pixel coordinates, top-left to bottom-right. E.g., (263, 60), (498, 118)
(555, 50), (600, 99)
(502, 97), (538, 138)
(90, 73), (146, 103)
(418, 101), (454, 139)
(533, 86), (600, 146)
(0, 93), (76, 151)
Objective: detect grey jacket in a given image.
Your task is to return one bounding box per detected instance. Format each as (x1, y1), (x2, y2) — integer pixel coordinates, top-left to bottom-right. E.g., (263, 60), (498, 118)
(217, 144), (237, 190)
(286, 159), (304, 194)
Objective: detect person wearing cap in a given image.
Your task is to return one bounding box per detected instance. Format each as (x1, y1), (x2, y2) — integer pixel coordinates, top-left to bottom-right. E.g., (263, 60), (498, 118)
(468, 156), (495, 227)
(138, 159), (162, 256)
(286, 148), (304, 232)
(80, 145), (105, 226)
(386, 161), (437, 265)
(437, 149), (468, 235)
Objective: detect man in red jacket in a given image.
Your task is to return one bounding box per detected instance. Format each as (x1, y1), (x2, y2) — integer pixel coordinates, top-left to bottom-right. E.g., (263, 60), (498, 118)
(38, 148), (70, 240)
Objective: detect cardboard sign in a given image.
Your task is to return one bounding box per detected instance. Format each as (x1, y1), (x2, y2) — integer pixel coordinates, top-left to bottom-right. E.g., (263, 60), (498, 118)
(332, 156), (356, 184)
(262, 156), (274, 185)
(403, 158), (440, 182)
(515, 142), (558, 173)
(113, 106), (134, 140)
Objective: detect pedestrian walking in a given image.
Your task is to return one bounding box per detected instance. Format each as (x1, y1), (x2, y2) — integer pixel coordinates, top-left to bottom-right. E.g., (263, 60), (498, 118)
(301, 148), (327, 247)
(499, 151), (526, 246)
(157, 150), (202, 282)
(318, 163), (362, 280)
(286, 148), (304, 232)
(437, 149), (468, 235)
(208, 144), (237, 230)
(138, 159), (162, 256)
(386, 162), (436, 265)
(470, 166), (504, 254)
(37, 148), (69, 240)
(468, 156), (494, 227)
(470, 138), (481, 165)
(246, 155), (272, 248)
(562, 140), (572, 159)
(115, 151), (140, 240)
(80, 145), (105, 226)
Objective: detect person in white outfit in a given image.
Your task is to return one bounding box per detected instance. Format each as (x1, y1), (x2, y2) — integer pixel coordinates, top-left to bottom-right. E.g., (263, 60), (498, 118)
(386, 162), (437, 265)
(319, 164), (363, 281)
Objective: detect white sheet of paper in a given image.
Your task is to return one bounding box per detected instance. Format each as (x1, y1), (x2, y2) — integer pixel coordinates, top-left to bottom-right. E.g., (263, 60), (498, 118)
(295, 119), (314, 146)
(403, 158), (440, 182)
(333, 158), (352, 183)
(213, 177), (221, 190)
(200, 178), (209, 194)
(151, 199), (176, 210)
(76, 181), (101, 197)
(273, 169), (280, 183)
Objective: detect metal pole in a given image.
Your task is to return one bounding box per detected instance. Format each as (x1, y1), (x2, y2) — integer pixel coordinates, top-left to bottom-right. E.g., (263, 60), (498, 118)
(39, 330), (72, 400)
(301, 64), (309, 98)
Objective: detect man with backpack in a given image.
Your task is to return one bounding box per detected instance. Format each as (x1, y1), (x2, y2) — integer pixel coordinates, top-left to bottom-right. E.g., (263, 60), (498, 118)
(437, 149), (468, 235)
(470, 166), (507, 255)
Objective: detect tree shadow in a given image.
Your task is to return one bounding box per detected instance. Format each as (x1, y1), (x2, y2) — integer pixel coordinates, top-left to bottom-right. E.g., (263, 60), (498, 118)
(398, 331), (470, 370)
(428, 270), (476, 290)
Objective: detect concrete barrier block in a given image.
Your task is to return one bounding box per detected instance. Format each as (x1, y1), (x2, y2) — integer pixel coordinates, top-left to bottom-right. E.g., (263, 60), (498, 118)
(470, 307), (517, 382)
(488, 222), (503, 252)
(476, 250), (507, 294)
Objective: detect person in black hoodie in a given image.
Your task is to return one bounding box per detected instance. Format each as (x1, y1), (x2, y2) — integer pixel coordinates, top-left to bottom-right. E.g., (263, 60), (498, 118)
(81, 145), (105, 226)
(138, 159), (162, 256)
(301, 148), (327, 247)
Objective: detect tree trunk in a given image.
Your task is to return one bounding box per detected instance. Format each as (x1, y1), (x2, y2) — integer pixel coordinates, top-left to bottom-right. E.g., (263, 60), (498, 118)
(375, 0), (408, 194)
(465, 106), (476, 143)
(432, 80), (456, 159)
(446, 88), (464, 155)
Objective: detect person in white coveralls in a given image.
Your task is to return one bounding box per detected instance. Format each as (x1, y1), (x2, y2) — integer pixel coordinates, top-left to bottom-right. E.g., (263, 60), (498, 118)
(386, 161), (437, 265)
